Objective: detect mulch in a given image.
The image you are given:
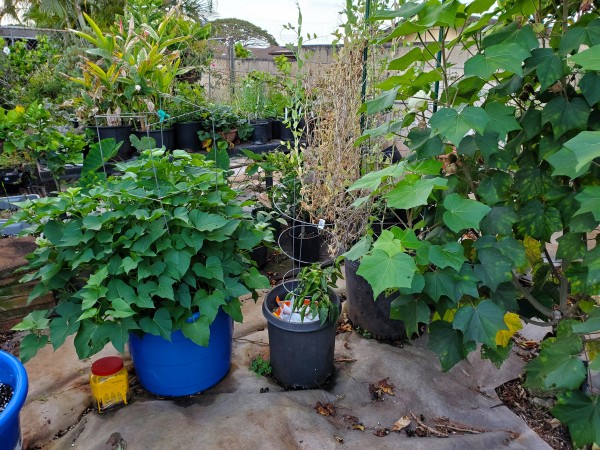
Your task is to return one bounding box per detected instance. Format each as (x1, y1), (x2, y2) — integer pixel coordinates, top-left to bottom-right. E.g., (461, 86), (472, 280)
(0, 330), (21, 357)
(496, 378), (572, 450)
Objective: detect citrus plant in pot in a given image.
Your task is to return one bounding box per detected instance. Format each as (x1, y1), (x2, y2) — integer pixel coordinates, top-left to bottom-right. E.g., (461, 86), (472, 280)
(347, 0), (600, 445)
(10, 143), (271, 396)
(19, 102), (87, 192)
(262, 263), (341, 389)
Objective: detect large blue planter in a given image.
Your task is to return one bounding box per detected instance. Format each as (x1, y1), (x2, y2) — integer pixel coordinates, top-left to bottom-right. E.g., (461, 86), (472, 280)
(0, 351), (28, 450)
(128, 308), (233, 396)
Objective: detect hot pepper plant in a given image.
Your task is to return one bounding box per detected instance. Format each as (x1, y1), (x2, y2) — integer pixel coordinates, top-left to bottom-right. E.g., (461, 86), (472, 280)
(283, 263), (342, 325)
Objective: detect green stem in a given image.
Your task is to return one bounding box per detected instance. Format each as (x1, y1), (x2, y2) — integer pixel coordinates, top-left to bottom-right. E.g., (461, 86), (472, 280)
(512, 273), (554, 318)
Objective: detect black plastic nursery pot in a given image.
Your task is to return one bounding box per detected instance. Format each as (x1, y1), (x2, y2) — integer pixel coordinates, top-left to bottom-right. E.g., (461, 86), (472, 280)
(0, 170), (21, 195)
(87, 125), (134, 161)
(262, 280), (340, 389)
(270, 119), (281, 140)
(278, 121), (295, 142)
(250, 245), (269, 269)
(370, 209), (424, 237)
(174, 122), (202, 152)
(133, 128), (175, 152)
(382, 144), (402, 163)
(0, 169), (20, 185)
(344, 258), (407, 340)
(290, 223), (322, 266)
(250, 120), (271, 145)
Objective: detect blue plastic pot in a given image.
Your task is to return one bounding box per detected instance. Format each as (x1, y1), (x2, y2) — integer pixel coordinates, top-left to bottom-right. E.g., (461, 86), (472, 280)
(0, 351), (28, 450)
(128, 308), (233, 396)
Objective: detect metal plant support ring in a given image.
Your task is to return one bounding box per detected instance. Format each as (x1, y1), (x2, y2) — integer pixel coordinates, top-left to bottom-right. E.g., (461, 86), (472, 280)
(277, 224), (339, 267)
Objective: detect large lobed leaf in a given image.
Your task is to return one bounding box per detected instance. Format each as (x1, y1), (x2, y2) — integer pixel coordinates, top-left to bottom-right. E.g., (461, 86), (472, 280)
(443, 194), (491, 233)
(452, 300), (508, 348)
(357, 249), (418, 298)
(552, 392), (600, 447)
(430, 107), (489, 145)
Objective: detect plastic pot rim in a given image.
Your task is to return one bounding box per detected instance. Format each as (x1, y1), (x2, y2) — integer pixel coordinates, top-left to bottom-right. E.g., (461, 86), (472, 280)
(0, 350), (28, 427)
(262, 280), (340, 333)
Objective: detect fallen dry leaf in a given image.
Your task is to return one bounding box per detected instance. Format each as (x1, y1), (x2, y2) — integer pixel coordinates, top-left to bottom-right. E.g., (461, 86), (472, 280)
(415, 427), (427, 437)
(336, 314), (352, 334)
(314, 401), (336, 416)
(392, 416), (411, 432)
(548, 418), (562, 429)
(337, 323), (353, 333)
(368, 377), (396, 401)
(373, 427), (390, 437)
(343, 415), (365, 431)
(378, 378), (396, 395)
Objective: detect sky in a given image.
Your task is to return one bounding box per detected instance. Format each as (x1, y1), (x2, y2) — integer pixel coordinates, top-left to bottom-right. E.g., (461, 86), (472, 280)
(212, 0), (347, 46)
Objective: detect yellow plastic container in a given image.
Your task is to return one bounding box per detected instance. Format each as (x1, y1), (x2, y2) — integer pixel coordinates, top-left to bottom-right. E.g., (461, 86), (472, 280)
(90, 356), (129, 413)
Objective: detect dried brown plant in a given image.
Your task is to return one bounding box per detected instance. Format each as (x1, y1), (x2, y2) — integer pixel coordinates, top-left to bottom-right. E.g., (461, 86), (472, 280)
(299, 40), (370, 250)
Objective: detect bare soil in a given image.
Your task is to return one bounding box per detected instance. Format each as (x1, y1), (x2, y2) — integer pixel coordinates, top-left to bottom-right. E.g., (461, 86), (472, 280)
(0, 382), (14, 412)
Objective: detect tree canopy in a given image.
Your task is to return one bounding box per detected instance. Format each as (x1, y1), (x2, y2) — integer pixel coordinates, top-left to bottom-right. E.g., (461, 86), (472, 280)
(210, 18), (278, 47)
(0, 0), (213, 30)
(0, 0), (124, 29)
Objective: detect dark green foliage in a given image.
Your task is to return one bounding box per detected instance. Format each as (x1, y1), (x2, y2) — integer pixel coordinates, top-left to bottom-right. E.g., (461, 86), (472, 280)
(348, 0), (600, 445)
(10, 147), (271, 361)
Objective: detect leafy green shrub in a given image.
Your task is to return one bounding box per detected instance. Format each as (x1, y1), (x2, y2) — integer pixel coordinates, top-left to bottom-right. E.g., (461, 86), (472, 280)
(349, 0), (600, 446)
(10, 145), (271, 361)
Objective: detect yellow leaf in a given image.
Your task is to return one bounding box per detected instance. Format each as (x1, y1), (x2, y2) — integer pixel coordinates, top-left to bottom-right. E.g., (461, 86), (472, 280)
(579, 300), (595, 314)
(14, 105), (25, 114)
(495, 312), (523, 347)
(432, 308), (456, 322)
(524, 236), (542, 267)
(585, 341), (600, 361)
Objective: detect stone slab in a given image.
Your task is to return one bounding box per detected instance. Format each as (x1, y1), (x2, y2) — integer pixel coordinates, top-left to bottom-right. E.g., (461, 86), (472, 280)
(0, 236), (36, 275)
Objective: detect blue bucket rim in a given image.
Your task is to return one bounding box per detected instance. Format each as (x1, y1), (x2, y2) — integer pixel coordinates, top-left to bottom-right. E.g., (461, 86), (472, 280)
(0, 350), (28, 426)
